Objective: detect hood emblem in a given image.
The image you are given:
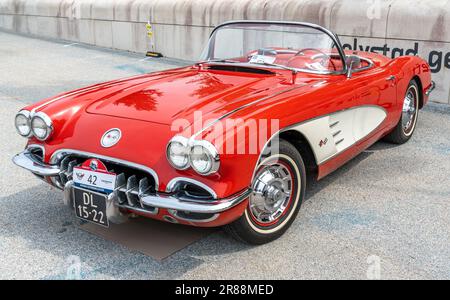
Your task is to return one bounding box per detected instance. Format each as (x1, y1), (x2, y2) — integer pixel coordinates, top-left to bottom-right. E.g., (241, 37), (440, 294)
(101, 128), (122, 148)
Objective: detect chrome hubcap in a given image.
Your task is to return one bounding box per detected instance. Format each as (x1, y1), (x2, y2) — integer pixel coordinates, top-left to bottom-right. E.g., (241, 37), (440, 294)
(249, 163), (293, 224)
(402, 86), (418, 135)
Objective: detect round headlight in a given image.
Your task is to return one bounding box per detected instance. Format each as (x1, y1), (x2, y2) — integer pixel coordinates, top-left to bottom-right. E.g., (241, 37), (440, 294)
(31, 112), (53, 141)
(15, 110), (31, 137)
(189, 141), (220, 175)
(166, 136), (190, 170)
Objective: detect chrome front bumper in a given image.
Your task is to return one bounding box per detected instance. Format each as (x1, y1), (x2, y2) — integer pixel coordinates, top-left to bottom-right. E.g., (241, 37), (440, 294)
(13, 150), (60, 176)
(12, 149), (251, 220)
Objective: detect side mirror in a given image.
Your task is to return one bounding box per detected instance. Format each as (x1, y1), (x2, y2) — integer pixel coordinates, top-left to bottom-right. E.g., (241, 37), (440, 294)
(346, 55), (361, 78)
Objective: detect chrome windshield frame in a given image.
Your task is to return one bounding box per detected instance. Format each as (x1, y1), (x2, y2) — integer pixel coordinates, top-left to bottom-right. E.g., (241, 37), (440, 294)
(204, 20), (349, 76)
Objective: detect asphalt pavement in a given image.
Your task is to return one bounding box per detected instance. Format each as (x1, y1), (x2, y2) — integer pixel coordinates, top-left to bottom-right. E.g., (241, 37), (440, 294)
(0, 31), (449, 279)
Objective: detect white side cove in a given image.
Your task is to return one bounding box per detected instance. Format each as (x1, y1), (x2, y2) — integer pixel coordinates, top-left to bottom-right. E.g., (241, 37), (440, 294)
(289, 105), (387, 165)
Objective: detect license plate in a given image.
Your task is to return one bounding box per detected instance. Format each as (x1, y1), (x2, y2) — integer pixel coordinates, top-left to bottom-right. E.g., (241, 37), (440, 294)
(73, 159), (116, 193)
(73, 187), (109, 227)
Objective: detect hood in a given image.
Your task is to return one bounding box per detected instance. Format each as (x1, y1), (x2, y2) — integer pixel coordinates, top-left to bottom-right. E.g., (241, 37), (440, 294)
(84, 67), (296, 126)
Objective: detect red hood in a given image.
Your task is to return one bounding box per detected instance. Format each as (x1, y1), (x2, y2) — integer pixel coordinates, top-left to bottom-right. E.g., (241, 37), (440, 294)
(83, 67), (295, 126)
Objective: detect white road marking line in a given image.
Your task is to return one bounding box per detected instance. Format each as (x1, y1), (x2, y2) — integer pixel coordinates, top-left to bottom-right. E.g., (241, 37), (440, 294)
(63, 43), (79, 47)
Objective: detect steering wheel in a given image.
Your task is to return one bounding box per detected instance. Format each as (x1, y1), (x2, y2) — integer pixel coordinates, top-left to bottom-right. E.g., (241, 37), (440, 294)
(293, 48), (337, 71)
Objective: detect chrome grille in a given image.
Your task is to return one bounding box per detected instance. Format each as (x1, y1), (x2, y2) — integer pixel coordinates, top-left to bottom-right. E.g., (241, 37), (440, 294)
(56, 154), (158, 213)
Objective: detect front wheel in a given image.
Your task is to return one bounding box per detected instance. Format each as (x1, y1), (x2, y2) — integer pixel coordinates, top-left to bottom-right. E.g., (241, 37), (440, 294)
(224, 140), (306, 245)
(384, 79), (420, 144)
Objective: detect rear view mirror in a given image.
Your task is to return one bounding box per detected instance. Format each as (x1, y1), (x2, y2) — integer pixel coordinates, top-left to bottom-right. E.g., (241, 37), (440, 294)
(346, 55), (361, 78)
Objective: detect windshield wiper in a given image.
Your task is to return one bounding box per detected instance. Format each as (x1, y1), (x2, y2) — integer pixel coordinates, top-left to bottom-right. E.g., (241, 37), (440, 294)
(197, 60), (299, 83)
(249, 61), (299, 83)
(249, 61), (298, 74)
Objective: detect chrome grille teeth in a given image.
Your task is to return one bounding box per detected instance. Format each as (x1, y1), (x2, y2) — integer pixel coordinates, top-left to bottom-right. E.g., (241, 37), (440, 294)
(115, 173), (127, 204)
(60, 173), (68, 185)
(59, 156), (72, 184)
(60, 156), (71, 172)
(138, 178), (151, 208)
(55, 155), (158, 214)
(67, 160), (78, 179)
(126, 175), (139, 207)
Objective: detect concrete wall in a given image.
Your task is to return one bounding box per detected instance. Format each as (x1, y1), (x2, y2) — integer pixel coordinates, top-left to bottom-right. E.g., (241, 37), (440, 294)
(0, 0), (449, 104)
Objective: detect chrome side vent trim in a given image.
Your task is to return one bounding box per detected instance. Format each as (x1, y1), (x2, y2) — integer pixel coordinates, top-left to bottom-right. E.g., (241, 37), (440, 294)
(329, 120), (339, 128)
(335, 138), (345, 145)
(329, 119), (344, 147)
(332, 130), (342, 137)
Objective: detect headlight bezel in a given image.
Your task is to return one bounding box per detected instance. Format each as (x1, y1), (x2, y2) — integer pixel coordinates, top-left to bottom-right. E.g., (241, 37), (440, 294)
(188, 140), (220, 175)
(166, 135), (190, 170)
(166, 136), (220, 176)
(30, 112), (53, 141)
(15, 110), (32, 137)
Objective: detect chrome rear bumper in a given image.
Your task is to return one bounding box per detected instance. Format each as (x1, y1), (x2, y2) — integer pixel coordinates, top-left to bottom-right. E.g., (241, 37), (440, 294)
(12, 149), (250, 219)
(425, 81), (435, 96)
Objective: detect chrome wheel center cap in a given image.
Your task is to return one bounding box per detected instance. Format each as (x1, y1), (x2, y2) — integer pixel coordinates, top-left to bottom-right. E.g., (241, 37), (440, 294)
(249, 163), (293, 224)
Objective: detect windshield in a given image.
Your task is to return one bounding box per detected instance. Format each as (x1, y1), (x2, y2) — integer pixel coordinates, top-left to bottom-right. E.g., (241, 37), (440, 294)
(200, 22), (346, 74)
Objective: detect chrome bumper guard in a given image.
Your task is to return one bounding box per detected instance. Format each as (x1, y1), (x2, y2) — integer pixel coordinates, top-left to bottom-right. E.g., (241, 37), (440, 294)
(13, 149), (251, 221)
(12, 150), (60, 176)
(425, 81), (435, 96)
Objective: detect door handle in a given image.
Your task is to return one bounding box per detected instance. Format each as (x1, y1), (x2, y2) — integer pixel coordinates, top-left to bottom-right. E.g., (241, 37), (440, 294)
(386, 75), (396, 82)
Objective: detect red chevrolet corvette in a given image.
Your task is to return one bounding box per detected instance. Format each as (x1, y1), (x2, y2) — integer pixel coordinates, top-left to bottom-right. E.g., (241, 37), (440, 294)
(13, 21), (434, 244)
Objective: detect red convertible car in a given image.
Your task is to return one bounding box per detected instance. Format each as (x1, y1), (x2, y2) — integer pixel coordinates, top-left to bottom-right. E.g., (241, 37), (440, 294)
(13, 21), (434, 244)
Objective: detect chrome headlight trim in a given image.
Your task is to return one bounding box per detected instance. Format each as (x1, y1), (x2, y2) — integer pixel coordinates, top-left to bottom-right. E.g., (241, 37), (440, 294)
(31, 112), (53, 141)
(166, 135), (190, 170)
(189, 140), (220, 175)
(14, 110), (32, 137)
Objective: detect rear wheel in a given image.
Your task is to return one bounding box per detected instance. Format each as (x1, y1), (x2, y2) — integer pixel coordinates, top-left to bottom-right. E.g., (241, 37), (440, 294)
(224, 140), (306, 245)
(384, 80), (420, 144)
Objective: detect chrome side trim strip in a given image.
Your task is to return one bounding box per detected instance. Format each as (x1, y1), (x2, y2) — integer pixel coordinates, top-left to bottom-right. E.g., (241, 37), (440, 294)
(192, 86), (301, 139)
